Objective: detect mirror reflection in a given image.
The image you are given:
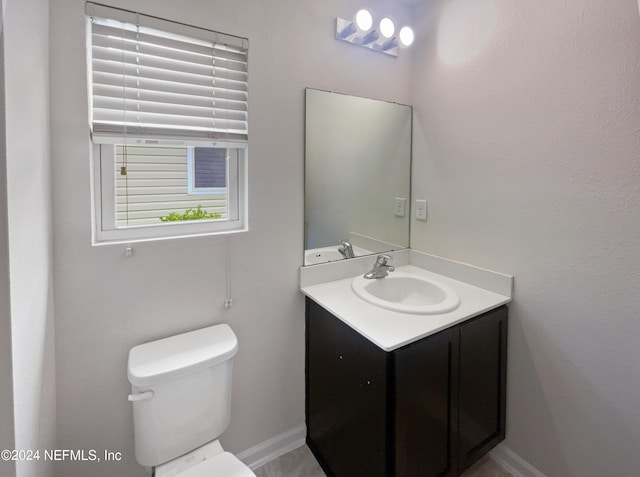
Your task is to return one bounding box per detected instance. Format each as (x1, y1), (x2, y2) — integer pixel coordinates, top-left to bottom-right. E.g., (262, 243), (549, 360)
(304, 89), (412, 266)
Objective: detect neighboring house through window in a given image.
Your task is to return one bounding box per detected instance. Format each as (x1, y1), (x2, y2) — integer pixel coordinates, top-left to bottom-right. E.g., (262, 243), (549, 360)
(188, 147), (228, 195)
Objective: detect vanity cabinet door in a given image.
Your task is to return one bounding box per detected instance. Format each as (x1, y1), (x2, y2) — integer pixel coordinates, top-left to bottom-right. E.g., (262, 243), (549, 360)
(306, 299), (390, 477)
(457, 306), (508, 473)
(394, 327), (459, 477)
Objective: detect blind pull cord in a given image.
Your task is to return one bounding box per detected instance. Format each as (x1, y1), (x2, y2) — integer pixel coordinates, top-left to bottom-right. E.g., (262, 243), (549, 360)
(224, 235), (233, 308)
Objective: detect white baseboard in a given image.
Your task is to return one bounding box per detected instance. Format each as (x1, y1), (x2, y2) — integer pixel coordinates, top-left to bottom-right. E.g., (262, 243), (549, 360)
(236, 428), (545, 477)
(236, 424), (307, 470)
(490, 444), (547, 477)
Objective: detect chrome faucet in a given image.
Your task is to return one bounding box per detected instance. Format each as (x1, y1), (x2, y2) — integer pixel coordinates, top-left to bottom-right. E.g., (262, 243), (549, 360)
(338, 241), (355, 259)
(364, 254), (395, 279)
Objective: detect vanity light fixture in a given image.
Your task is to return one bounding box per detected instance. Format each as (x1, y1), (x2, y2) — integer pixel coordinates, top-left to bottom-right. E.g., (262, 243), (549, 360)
(337, 9), (372, 39)
(336, 10), (413, 57)
(379, 18), (395, 38)
(399, 26), (415, 47)
(355, 9), (373, 31)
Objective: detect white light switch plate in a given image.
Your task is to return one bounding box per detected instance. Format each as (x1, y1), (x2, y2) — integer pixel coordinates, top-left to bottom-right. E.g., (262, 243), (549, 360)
(416, 200), (427, 221)
(394, 197), (406, 217)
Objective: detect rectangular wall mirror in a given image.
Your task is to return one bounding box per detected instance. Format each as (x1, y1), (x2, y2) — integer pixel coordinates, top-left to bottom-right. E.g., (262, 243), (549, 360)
(304, 89), (412, 266)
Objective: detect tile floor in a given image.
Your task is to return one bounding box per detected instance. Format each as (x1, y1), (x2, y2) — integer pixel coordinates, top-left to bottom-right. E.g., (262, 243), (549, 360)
(253, 446), (323, 477)
(253, 445), (512, 477)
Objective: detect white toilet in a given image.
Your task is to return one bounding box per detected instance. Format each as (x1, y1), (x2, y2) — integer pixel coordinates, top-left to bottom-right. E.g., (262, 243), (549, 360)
(127, 324), (256, 477)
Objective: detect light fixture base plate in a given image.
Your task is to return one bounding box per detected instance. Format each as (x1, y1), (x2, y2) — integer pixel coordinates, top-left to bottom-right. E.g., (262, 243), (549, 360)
(335, 18), (399, 57)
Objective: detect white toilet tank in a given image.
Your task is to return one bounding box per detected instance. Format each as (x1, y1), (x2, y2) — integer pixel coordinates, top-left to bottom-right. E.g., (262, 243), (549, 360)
(127, 324), (238, 467)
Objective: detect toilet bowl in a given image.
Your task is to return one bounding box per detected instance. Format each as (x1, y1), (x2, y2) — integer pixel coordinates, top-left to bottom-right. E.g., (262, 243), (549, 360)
(127, 324), (256, 477)
(155, 441), (255, 477)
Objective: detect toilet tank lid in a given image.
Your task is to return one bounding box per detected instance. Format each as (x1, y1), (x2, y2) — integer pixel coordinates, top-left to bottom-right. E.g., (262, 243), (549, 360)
(127, 324), (238, 387)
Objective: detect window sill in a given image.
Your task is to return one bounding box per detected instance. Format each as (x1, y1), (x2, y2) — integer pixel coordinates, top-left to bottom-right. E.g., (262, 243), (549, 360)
(91, 224), (249, 247)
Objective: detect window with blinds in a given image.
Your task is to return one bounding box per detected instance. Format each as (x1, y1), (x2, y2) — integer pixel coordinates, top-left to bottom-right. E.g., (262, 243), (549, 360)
(86, 3), (248, 244)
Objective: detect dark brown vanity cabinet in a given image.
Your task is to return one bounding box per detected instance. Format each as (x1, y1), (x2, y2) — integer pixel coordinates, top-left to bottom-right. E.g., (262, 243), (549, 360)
(305, 298), (507, 477)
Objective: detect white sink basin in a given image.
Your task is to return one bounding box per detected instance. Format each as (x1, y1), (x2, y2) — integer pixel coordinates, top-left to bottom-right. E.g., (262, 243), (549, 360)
(351, 271), (461, 315)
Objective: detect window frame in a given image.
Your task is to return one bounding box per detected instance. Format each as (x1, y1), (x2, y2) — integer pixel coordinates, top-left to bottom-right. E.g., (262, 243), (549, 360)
(91, 140), (248, 245)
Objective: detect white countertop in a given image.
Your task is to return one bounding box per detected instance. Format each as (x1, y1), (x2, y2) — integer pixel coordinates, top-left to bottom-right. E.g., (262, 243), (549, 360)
(300, 251), (513, 352)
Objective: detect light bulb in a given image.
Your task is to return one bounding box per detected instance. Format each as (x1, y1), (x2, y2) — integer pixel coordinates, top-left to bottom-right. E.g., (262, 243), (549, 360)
(399, 26), (414, 47)
(380, 18), (395, 38)
(355, 9), (373, 31)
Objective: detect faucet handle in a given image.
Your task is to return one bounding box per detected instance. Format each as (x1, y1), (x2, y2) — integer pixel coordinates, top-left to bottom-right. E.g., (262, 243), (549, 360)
(363, 254), (395, 279)
(376, 254), (394, 266)
(338, 240), (355, 259)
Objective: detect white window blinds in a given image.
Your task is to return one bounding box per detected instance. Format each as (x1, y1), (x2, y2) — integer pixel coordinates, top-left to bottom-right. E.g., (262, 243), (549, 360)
(86, 2), (248, 142)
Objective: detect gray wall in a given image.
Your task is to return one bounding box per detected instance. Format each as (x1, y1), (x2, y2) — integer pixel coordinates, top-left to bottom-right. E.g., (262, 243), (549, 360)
(0, 15), (16, 477)
(50, 0), (412, 476)
(4, 0), (56, 476)
(410, 0), (640, 475)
